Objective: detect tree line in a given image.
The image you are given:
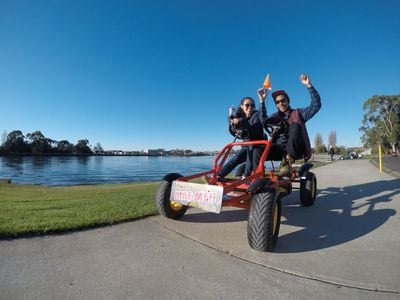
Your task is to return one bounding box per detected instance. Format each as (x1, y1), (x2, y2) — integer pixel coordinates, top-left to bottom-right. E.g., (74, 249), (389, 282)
(312, 94), (399, 156)
(312, 130), (345, 154)
(2, 96), (398, 156)
(0, 130), (97, 155)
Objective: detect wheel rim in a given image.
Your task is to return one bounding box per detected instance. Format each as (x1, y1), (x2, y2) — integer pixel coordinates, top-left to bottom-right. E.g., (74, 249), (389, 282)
(272, 202), (278, 235)
(170, 201), (183, 211)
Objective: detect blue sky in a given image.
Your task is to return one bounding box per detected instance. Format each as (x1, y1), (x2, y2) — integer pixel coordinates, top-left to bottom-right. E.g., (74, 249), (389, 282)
(1, 0), (399, 151)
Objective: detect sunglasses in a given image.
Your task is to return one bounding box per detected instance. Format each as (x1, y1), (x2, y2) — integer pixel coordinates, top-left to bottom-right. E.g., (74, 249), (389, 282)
(244, 103), (255, 108)
(275, 99), (287, 105)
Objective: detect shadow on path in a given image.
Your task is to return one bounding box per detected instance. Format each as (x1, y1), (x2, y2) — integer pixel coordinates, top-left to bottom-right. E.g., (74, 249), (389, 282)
(276, 178), (399, 253)
(178, 178), (400, 253)
(179, 207), (248, 223)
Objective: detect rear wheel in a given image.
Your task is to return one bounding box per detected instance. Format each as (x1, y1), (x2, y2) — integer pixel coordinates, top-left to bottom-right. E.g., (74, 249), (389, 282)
(156, 173), (188, 219)
(247, 189), (281, 252)
(300, 172), (317, 206)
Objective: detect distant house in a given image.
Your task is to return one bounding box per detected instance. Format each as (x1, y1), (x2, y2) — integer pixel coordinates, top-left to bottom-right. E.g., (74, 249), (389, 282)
(147, 148), (164, 156)
(360, 148), (372, 156)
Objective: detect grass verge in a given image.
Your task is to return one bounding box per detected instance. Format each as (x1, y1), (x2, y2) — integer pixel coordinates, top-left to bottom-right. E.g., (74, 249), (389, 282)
(1, 161), (328, 239)
(0, 182), (159, 238)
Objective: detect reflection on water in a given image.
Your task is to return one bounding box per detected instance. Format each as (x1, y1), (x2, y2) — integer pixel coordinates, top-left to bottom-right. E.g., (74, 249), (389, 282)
(76, 156), (90, 166)
(32, 156), (49, 168)
(2, 156), (24, 171)
(0, 156), (216, 186)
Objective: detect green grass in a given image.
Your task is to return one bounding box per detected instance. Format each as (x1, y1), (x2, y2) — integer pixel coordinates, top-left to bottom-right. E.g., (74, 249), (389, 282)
(308, 161), (329, 168)
(0, 182), (159, 238)
(0, 162), (328, 239)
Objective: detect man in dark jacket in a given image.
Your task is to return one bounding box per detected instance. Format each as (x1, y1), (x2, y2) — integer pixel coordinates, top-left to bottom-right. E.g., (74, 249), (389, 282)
(268, 74), (321, 176)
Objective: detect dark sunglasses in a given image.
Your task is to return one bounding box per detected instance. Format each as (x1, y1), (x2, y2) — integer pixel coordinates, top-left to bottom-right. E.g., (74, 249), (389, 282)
(244, 103), (255, 108)
(275, 99), (287, 105)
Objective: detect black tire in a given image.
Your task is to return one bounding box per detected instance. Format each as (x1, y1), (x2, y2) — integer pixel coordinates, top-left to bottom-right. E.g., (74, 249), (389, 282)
(300, 172), (317, 206)
(247, 189), (281, 252)
(156, 173), (188, 219)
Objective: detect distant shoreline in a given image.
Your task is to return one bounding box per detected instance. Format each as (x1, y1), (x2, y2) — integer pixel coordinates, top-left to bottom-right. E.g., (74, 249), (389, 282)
(0, 153), (216, 157)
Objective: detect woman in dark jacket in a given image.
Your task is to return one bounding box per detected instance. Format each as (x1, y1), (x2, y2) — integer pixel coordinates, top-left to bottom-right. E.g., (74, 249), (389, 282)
(218, 90), (267, 179)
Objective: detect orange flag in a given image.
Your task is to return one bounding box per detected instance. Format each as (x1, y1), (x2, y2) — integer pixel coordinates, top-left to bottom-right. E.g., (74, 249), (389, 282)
(263, 73), (271, 90)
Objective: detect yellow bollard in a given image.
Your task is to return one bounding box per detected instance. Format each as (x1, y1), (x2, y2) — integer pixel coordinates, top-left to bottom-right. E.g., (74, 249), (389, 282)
(378, 144), (382, 173)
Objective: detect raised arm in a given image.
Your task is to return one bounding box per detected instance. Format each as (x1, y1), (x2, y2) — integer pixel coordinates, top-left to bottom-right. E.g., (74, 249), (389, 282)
(257, 87), (268, 123)
(299, 74), (321, 122)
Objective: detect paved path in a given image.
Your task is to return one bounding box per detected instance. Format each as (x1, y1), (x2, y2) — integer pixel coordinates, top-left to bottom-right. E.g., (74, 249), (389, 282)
(1, 160), (400, 299)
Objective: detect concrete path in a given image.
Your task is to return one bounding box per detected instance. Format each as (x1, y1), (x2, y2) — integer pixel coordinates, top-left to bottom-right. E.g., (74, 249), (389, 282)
(1, 160), (399, 299)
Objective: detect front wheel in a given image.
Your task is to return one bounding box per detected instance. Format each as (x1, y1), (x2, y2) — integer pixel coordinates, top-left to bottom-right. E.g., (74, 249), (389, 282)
(156, 173), (188, 219)
(247, 189), (281, 252)
(300, 172), (317, 206)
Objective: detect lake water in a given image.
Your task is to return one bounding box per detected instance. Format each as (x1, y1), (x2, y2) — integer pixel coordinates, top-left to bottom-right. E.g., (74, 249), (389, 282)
(0, 156), (217, 186)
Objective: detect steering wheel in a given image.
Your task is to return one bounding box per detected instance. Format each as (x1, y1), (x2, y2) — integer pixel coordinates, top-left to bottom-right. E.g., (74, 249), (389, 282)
(263, 117), (288, 137)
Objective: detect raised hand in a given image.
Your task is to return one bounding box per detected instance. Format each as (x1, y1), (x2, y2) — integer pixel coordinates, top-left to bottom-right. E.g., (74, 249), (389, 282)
(300, 74), (312, 88)
(257, 87), (267, 103)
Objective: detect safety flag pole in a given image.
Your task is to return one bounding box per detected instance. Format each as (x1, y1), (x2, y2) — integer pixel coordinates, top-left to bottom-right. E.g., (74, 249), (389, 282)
(378, 144), (382, 173)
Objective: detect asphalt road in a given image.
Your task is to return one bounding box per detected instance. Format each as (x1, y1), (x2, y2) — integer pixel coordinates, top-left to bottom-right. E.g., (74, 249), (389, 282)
(1, 160), (400, 300)
(372, 156), (400, 178)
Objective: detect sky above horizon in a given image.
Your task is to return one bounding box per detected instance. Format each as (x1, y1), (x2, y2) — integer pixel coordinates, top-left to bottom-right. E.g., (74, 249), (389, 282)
(1, 0), (399, 151)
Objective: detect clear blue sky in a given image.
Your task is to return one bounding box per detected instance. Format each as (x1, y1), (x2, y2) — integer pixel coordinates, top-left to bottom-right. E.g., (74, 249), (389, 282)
(1, 0), (399, 151)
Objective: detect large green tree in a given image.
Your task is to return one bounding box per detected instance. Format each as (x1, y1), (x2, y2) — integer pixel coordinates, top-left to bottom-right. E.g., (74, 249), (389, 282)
(93, 142), (104, 154)
(74, 139), (93, 154)
(360, 95), (400, 154)
(2, 130), (30, 153)
(57, 140), (74, 154)
(26, 131), (53, 154)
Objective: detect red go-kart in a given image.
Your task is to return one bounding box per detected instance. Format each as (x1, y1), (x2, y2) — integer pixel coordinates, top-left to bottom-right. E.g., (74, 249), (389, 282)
(155, 118), (317, 252)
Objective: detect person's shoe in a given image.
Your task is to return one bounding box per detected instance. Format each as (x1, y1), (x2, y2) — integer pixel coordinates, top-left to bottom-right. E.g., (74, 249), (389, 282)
(278, 156), (294, 178)
(217, 175), (236, 182)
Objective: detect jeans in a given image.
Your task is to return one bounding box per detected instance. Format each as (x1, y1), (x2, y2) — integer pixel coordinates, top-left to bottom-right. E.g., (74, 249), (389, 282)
(218, 147), (247, 178)
(244, 146), (264, 176)
(218, 146), (264, 178)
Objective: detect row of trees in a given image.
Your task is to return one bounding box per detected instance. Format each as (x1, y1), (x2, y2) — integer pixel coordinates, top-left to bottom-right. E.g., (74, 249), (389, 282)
(312, 130), (350, 155)
(3, 96), (398, 156)
(313, 94), (399, 156)
(313, 131), (339, 153)
(0, 130), (98, 155)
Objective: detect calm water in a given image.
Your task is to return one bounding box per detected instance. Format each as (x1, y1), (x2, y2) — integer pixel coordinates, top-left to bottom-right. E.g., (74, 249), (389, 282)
(0, 156), (217, 186)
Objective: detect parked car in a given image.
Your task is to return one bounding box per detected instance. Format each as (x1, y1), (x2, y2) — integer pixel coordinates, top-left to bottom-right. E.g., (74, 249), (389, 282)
(339, 152), (359, 160)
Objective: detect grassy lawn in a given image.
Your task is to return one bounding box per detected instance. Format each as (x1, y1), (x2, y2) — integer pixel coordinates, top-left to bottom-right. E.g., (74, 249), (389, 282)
(0, 162), (328, 239)
(0, 182), (159, 238)
(308, 161), (330, 168)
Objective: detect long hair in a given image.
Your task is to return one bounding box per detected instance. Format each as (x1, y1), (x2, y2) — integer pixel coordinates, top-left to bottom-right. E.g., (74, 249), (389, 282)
(235, 97), (255, 118)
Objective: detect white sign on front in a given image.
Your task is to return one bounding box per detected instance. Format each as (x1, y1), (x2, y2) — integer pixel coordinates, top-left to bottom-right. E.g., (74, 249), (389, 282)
(170, 181), (223, 213)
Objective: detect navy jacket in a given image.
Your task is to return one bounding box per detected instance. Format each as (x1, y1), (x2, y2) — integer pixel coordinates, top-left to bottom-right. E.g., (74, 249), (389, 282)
(229, 102), (267, 141)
